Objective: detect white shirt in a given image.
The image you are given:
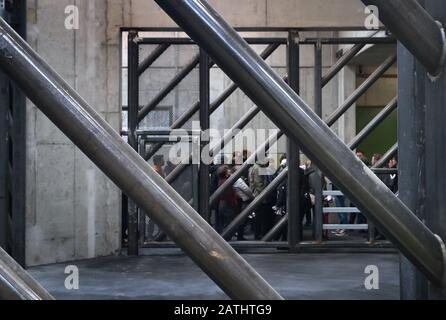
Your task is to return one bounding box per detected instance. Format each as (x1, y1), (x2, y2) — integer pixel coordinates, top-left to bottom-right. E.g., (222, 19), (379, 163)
(233, 178), (254, 202)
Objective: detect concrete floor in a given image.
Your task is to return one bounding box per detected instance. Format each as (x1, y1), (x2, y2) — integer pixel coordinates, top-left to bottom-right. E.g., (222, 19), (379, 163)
(29, 250), (400, 300)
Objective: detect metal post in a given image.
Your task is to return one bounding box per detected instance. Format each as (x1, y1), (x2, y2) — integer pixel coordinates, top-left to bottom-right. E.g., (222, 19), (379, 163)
(398, 39), (428, 299)
(0, 17), (282, 300)
(423, 0), (446, 299)
(155, 0), (446, 287)
(361, 0), (445, 76)
(287, 31), (301, 247)
(127, 30), (139, 255)
(222, 169), (288, 239)
(199, 49), (210, 221)
(313, 41), (324, 242)
(0, 247), (54, 300)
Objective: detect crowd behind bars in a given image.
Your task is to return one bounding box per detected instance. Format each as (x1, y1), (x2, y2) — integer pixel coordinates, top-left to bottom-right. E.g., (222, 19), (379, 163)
(149, 149), (398, 242)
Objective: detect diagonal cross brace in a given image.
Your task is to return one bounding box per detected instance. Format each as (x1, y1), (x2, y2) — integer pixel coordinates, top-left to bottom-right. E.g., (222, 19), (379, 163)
(154, 0), (446, 288)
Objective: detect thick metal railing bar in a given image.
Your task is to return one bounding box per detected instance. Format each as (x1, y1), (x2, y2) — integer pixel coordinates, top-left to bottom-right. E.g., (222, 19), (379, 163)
(138, 37), (395, 45)
(372, 143), (398, 169)
(361, 0), (445, 76)
(348, 96), (398, 150)
(326, 53), (396, 127)
(221, 168), (288, 239)
(0, 18), (281, 300)
(144, 43), (279, 161)
(321, 43), (366, 87)
(209, 130), (284, 206)
(262, 214), (289, 242)
(138, 37), (287, 45)
(0, 247), (54, 300)
(138, 53), (203, 123)
(138, 43), (170, 76)
(156, 0), (445, 287)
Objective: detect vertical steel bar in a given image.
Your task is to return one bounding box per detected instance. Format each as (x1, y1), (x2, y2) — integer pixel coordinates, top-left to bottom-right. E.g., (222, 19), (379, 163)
(423, 0), (446, 299)
(313, 41), (324, 242)
(287, 31), (301, 247)
(199, 49), (210, 220)
(127, 30), (139, 255)
(398, 19), (429, 301)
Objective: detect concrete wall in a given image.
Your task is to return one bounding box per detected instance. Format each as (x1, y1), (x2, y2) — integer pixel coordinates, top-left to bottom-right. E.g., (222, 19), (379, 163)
(25, 0), (369, 266)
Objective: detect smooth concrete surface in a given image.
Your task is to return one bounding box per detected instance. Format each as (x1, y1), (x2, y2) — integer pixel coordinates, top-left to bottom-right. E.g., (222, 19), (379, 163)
(29, 251), (399, 300)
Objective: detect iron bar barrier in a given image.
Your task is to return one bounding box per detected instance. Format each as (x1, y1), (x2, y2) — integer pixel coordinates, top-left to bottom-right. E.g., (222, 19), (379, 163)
(326, 53), (396, 127)
(144, 43), (280, 161)
(348, 97), (398, 150)
(138, 43), (170, 76)
(0, 18), (282, 300)
(361, 0), (445, 77)
(0, 247), (54, 300)
(372, 143), (398, 169)
(221, 168), (288, 239)
(155, 0), (446, 287)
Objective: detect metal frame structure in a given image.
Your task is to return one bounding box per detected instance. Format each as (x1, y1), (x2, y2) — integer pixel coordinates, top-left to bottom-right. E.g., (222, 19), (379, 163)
(123, 27), (399, 251)
(1, 0), (445, 300)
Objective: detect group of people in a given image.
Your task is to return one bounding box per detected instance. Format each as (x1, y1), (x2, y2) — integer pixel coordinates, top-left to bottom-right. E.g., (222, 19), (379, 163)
(210, 151), (316, 241)
(148, 148), (399, 242)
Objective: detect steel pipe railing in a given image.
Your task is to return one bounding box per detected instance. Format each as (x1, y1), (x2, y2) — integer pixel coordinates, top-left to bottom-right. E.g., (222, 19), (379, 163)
(0, 247), (54, 300)
(372, 143), (398, 169)
(326, 54), (396, 126)
(348, 97), (398, 150)
(144, 43), (280, 160)
(155, 0), (446, 287)
(262, 214), (288, 242)
(321, 43), (366, 87)
(0, 18), (282, 300)
(221, 168), (288, 239)
(138, 43), (170, 76)
(361, 0), (445, 77)
(138, 53), (203, 122)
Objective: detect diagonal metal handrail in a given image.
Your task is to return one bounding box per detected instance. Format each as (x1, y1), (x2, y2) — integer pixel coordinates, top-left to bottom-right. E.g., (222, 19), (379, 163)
(0, 17), (282, 300)
(138, 43), (170, 76)
(156, 0), (446, 287)
(0, 247), (54, 300)
(221, 168), (288, 239)
(372, 143), (398, 169)
(348, 97), (398, 150)
(144, 43), (280, 160)
(326, 53), (396, 126)
(138, 53), (202, 122)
